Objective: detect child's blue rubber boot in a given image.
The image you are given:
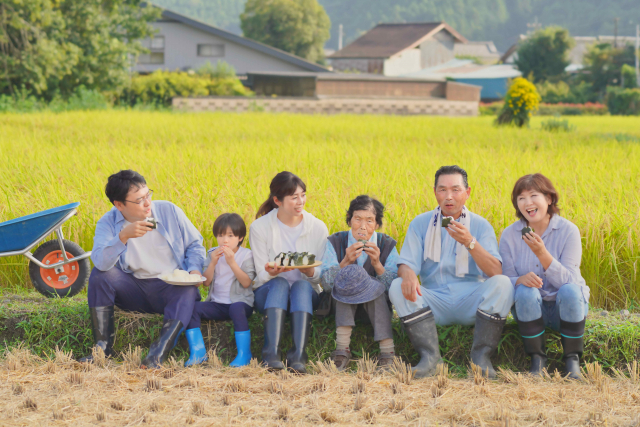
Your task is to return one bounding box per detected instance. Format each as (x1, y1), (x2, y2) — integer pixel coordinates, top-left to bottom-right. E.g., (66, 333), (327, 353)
(229, 330), (252, 367)
(184, 328), (208, 367)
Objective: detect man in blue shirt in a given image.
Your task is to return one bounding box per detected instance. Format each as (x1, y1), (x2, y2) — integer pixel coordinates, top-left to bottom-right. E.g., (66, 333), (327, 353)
(389, 166), (514, 379)
(79, 170), (205, 368)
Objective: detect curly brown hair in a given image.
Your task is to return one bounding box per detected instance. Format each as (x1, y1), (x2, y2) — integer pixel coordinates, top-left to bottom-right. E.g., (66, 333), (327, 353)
(511, 173), (560, 221)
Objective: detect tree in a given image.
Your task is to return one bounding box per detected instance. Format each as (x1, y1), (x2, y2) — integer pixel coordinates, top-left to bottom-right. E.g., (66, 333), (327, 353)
(582, 43), (636, 96)
(514, 27), (575, 82)
(240, 0), (330, 64)
(0, 0), (159, 99)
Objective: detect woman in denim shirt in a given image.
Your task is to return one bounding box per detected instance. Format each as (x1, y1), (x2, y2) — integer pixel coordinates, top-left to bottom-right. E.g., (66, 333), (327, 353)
(499, 173), (589, 379)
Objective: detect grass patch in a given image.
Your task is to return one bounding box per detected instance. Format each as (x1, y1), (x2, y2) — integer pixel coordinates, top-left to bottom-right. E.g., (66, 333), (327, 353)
(2, 293), (640, 375)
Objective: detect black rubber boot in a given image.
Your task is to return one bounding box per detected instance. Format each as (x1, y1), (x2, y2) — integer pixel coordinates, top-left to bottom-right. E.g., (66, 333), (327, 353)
(401, 307), (442, 379)
(470, 309), (506, 379)
(517, 316), (547, 375)
(140, 319), (183, 369)
(560, 318), (585, 380)
(262, 308), (286, 370)
(78, 306), (115, 363)
(286, 311), (312, 374)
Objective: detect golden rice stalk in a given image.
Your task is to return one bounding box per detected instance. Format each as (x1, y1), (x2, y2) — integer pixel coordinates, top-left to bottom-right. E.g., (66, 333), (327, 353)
(52, 408), (65, 420)
(320, 410), (338, 423)
(91, 346), (107, 368)
(435, 363), (449, 388)
(12, 383), (24, 395)
(96, 410), (106, 422)
(362, 407), (376, 424)
(145, 376), (162, 391)
(161, 368), (175, 379)
(391, 357), (413, 385)
(583, 362), (603, 384)
(110, 401), (124, 411)
(310, 359), (339, 376)
(23, 397), (37, 411)
(356, 352), (378, 377)
(276, 404), (290, 420)
(249, 357), (261, 369)
(206, 348), (223, 368)
(226, 379), (245, 393)
(352, 379), (366, 394)
(67, 372), (84, 385)
(310, 378), (327, 393)
(54, 346), (74, 366)
(353, 393), (367, 411)
(388, 398), (406, 412)
(390, 381), (402, 394)
(269, 380), (283, 394)
(191, 401), (205, 416)
(628, 360), (639, 383)
(121, 345), (142, 370)
(470, 363), (486, 385)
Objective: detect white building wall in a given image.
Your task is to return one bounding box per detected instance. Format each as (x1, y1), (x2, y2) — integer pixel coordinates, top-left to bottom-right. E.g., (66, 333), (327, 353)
(383, 48), (421, 76)
(134, 21), (308, 74)
(419, 31), (456, 68)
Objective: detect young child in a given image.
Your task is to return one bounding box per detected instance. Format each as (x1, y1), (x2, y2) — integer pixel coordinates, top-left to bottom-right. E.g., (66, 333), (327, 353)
(184, 213), (256, 367)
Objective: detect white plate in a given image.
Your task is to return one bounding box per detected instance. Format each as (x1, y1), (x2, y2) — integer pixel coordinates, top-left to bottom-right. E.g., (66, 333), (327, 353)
(162, 276), (206, 286)
(267, 261), (322, 269)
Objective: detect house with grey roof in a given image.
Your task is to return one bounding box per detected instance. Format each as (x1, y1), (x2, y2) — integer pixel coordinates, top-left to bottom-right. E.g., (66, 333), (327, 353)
(134, 7), (328, 75)
(328, 23), (467, 76)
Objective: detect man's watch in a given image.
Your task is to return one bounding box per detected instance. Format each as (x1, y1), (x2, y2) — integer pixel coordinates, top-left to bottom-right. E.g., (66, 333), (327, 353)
(466, 237), (476, 250)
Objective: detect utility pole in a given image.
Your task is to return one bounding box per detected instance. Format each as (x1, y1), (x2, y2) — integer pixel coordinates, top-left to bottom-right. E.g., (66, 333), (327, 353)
(338, 24), (344, 51)
(614, 17), (619, 48)
(526, 16), (542, 34)
(636, 24), (639, 87)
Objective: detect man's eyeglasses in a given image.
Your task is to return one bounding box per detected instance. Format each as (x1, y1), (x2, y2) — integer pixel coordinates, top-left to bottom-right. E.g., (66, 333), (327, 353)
(125, 190), (153, 205)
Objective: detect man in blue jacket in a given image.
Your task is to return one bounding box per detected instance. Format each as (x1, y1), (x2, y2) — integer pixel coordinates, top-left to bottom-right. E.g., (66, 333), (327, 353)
(79, 170), (205, 368)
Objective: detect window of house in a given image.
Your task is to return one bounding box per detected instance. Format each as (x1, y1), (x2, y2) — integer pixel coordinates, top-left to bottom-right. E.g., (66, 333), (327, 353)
(197, 44), (225, 57)
(138, 36), (165, 65)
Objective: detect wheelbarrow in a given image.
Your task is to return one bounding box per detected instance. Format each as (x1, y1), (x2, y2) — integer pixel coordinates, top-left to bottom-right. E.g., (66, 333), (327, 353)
(0, 203), (91, 298)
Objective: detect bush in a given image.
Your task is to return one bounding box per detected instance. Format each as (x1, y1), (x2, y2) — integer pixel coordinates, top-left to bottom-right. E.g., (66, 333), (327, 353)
(538, 102), (608, 115)
(606, 86), (640, 115)
(0, 86), (109, 113)
(541, 116), (575, 132)
(496, 77), (541, 127)
(621, 64), (638, 89)
(123, 70), (253, 107)
(536, 80), (597, 104)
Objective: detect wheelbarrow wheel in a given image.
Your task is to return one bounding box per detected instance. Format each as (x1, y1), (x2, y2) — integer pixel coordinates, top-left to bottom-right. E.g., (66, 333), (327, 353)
(28, 239), (90, 298)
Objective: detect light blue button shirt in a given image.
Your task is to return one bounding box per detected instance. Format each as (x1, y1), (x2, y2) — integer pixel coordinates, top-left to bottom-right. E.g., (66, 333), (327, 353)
(499, 215), (589, 302)
(91, 200), (206, 274)
(397, 209), (502, 294)
(321, 230), (400, 275)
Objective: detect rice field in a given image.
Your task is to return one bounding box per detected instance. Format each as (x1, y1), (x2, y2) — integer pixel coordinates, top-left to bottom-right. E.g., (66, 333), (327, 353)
(0, 112), (639, 308)
(2, 346), (640, 426)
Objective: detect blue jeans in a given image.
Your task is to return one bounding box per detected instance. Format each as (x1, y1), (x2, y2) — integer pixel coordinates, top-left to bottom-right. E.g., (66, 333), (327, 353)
(254, 277), (319, 315)
(512, 283), (588, 331)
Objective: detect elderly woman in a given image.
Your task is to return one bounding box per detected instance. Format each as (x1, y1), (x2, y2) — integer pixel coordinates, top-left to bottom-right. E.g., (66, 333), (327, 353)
(320, 195), (399, 370)
(499, 173), (589, 379)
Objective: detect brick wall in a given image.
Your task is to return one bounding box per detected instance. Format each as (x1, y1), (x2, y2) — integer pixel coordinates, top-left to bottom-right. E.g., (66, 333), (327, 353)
(173, 96), (478, 116)
(445, 81), (481, 102)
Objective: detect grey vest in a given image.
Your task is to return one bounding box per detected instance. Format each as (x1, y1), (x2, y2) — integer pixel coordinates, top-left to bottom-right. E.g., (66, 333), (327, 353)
(327, 231), (396, 277)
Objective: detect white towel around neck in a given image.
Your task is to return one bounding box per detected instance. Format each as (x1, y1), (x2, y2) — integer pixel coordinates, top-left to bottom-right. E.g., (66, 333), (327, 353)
(423, 206), (471, 277)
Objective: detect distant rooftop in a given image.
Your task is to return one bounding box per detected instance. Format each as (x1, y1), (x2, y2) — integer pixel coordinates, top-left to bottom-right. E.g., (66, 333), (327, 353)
(329, 22), (467, 59)
(403, 59), (521, 80)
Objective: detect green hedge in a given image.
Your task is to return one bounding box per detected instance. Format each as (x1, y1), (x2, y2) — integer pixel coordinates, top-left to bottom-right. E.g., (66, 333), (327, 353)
(606, 86), (640, 115)
(120, 70), (253, 107)
(480, 102), (609, 116)
(2, 294), (640, 376)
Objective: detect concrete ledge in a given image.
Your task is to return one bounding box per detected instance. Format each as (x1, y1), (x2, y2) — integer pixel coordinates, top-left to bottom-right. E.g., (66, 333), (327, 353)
(172, 96), (479, 116)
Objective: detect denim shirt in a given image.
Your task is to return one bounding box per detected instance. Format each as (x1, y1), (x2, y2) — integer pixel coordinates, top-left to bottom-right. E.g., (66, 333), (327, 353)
(499, 215), (589, 302)
(91, 200), (206, 274)
(397, 209), (502, 292)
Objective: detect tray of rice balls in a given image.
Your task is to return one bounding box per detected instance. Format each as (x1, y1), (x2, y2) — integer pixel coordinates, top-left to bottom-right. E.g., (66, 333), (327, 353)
(160, 269), (206, 286)
(267, 252), (322, 269)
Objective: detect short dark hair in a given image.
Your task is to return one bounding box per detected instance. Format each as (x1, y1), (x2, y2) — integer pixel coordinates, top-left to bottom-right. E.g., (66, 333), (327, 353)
(511, 173), (560, 221)
(105, 170), (147, 204)
(434, 165), (469, 189)
(212, 213), (247, 246)
(346, 195), (385, 228)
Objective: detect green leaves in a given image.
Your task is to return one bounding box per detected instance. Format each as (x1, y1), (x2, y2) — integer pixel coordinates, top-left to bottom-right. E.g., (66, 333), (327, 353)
(514, 26), (575, 83)
(0, 0), (160, 100)
(240, 0), (330, 64)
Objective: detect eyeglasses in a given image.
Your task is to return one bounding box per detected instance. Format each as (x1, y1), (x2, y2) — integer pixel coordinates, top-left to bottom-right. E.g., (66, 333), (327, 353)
(125, 190), (153, 205)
